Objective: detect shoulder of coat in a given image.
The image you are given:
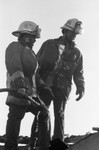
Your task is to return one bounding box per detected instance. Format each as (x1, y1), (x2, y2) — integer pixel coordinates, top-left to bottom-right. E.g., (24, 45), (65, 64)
(43, 38), (59, 45)
(6, 41), (23, 53)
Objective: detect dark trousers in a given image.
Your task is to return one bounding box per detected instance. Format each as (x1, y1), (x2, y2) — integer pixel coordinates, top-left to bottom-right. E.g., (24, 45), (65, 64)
(51, 88), (67, 141)
(5, 103), (51, 150)
(31, 87), (69, 142)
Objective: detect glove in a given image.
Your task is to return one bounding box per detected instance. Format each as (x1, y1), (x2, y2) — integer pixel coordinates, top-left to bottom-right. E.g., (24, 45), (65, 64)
(17, 88), (26, 96)
(76, 87), (84, 101)
(11, 77), (27, 96)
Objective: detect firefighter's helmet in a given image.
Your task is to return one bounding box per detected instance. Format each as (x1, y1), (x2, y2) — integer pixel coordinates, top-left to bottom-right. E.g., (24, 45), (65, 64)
(12, 21), (41, 38)
(61, 18), (82, 34)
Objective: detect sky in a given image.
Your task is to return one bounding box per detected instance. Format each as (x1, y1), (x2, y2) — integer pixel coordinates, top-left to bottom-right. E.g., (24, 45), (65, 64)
(0, 0), (99, 137)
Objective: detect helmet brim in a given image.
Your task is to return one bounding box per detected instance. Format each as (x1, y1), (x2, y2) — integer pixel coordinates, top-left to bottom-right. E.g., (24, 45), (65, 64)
(60, 25), (73, 31)
(12, 30), (40, 38)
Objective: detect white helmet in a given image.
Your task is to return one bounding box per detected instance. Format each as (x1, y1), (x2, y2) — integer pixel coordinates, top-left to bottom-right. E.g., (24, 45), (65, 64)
(61, 18), (82, 34)
(12, 21), (41, 38)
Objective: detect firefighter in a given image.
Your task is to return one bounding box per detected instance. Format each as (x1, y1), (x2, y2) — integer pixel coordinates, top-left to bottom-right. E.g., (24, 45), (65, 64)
(37, 18), (85, 141)
(5, 21), (51, 150)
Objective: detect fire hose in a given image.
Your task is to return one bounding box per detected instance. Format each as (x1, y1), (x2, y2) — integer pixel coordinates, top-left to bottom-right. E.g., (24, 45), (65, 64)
(0, 88), (47, 110)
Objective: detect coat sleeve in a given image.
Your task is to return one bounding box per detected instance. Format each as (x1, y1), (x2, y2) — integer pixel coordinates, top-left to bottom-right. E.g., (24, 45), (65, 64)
(5, 42), (26, 89)
(73, 53), (85, 91)
(37, 39), (58, 82)
(37, 41), (49, 65)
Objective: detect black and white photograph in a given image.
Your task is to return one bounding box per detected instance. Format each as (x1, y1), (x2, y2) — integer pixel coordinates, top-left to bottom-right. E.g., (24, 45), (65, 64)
(0, 0), (99, 149)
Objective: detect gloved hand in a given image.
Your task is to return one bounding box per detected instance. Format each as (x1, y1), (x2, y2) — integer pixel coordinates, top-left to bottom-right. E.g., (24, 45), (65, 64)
(76, 87), (84, 101)
(17, 88), (26, 95)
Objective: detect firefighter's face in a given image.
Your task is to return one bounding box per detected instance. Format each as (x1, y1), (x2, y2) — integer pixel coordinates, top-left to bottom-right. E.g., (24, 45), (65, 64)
(64, 30), (77, 41)
(25, 34), (36, 47)
(28, 34), (36, 46)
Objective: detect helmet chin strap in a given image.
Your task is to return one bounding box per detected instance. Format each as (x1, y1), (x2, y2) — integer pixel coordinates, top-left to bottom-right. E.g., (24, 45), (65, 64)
(25, 42), (32, 49)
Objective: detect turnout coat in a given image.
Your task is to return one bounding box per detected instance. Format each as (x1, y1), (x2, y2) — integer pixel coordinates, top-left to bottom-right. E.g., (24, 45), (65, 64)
(5, 41), (39, 106)
(37, 37), (85, 97)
